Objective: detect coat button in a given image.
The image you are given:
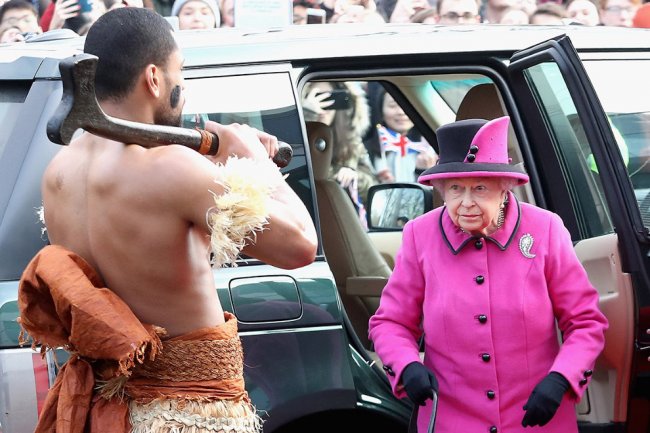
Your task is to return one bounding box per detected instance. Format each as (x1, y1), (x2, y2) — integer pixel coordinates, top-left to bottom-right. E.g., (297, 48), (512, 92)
(478, 315), (488, 324)
(579, 378), (588, 386)
(481, 353), (491, 362)
(486, 390), (495, 399)
(490, 426), (498, 433)
(467, 153), (476, 162)
(584, 369), (593, 377)
(383, 365), (395, 377)
(475, 240), (483, 249)
(475, 275), (485, 284)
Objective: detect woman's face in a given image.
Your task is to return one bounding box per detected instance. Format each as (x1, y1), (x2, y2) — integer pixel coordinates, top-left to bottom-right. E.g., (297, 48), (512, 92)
(567, 0), (600, 25)
(443, 177), (506, 236)
(382, 93), (413, 135)
(178, 0), (217, 30)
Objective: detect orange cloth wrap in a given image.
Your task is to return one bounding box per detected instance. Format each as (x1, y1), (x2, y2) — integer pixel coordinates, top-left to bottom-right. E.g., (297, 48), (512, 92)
(18, 245), (255, 433)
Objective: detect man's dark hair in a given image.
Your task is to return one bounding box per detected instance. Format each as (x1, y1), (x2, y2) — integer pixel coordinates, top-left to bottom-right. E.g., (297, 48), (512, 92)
(0, 0), (38, 25)
(84, 8), (177, 101)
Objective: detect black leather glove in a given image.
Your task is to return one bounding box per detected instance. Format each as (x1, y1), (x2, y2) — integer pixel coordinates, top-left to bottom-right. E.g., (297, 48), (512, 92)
(522, 372), (570, 427)
(401, 361), (439, 406)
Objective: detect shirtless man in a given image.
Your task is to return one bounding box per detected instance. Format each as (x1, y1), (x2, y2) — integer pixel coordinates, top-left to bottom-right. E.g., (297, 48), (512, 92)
(21, 7), (317, 433)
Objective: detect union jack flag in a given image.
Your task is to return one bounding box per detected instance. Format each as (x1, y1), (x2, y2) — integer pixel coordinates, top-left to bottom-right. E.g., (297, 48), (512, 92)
(377, 125), (428, 157)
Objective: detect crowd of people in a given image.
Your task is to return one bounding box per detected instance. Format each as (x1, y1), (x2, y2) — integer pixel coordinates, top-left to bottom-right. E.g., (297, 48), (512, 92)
(1, 0), (649, 43)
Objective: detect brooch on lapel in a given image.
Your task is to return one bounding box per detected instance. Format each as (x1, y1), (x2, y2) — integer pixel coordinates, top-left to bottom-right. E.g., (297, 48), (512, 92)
(519, 233), (536, 259)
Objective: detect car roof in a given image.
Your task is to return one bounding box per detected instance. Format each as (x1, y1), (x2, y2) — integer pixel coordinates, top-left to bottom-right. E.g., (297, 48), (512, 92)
(1, 24), (649, 79)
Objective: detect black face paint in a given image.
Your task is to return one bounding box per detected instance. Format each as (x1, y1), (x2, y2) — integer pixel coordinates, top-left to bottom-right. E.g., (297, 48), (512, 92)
(170, 85), (181, 109)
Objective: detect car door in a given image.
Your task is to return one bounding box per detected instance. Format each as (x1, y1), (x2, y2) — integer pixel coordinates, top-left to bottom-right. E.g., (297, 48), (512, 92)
(507, 34), (650, 433)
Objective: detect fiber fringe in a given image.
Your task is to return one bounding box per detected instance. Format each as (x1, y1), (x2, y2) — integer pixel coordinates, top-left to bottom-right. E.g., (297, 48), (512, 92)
(129, 399), (263, 433)
(207, 157), (284, 268)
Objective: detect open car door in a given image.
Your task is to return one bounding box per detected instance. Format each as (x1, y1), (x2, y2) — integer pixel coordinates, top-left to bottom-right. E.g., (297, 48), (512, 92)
(507, 34), (650, 433)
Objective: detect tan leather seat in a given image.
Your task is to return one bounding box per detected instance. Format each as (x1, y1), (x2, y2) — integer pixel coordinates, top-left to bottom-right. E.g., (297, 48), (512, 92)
(306, 121), (391, 349)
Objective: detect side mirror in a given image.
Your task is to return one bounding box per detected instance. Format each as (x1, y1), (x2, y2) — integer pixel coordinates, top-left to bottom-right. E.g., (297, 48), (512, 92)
(366, 183), (434, 231)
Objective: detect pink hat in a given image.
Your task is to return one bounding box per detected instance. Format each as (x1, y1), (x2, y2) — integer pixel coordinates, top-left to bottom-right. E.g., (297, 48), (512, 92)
(418, 116), (529, 186)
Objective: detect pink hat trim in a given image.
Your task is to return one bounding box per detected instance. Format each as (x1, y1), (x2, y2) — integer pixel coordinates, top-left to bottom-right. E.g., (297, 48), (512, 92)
(464, 116), (510, 164)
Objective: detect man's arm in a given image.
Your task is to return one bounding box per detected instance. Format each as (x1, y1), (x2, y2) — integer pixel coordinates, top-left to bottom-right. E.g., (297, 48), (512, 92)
(183, 121), (317, 269)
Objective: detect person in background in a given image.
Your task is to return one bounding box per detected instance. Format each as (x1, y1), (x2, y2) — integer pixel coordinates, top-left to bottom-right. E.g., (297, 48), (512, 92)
(599, 0), (639, 26)
(171, 0), (219, 29)
(365, 83), (437, 183)
(302, 81), (377, 219)
(529, 2), (566, 24)
(436, 0), (481, 24)
(483, 0), (515, 23)
(218, 0), (232, 26)
(0, 0), (41, 34)
(409, 6), (437, 22)
(369, 116), (608, 433)
(0, 22), (23, 41)
(389, 0), (432, 22)
(499, 6), (530, 23)
(566, 0), (600, 25)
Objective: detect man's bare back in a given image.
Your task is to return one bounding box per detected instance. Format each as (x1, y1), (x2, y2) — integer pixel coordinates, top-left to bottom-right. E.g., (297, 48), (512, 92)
(42, 134), (227, 336)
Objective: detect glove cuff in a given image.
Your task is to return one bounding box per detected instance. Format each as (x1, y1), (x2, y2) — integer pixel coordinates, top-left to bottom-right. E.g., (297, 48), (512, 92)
(547, 371), (570, 399)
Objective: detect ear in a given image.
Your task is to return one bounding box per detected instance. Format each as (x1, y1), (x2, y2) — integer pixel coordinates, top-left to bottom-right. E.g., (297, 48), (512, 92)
(143, 64), (162, 99)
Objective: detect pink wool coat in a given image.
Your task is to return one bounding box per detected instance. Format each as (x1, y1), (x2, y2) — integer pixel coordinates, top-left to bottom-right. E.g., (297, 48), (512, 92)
(368, 193), (608, 433)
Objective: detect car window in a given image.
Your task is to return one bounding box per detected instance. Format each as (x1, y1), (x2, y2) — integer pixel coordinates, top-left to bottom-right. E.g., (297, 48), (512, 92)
(0, 82), (30, 159)
(583, 59), (650, 229)
(523, 62), (614, 239)
(182, 72), (316, 228)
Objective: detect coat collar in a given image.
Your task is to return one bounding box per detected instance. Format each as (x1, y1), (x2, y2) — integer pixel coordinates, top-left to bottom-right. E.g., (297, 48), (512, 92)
(439, 191), (521, 255)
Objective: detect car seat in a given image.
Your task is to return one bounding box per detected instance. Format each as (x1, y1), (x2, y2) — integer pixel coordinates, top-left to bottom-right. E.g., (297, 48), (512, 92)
(306, 121), (392, 350)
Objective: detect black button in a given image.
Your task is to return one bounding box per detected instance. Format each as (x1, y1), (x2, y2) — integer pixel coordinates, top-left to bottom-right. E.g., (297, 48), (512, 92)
(584, 369), (593, 377)
(383, 365), (395, 377)
(478, 315), (488, 324)
(490, 426), (498, 433)
(475, 275), (485, 284)
(486, 390), (495, 399)
(579, 378), (588, 386)
(475, 240), (483, 250)
(481, 353), (491, 362)
(466, 154), (476, 162)
(469, 145), (479, 154)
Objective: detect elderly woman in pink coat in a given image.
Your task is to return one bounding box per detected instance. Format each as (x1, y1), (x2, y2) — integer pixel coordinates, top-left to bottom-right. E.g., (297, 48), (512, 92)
(368, 116), (608, 433)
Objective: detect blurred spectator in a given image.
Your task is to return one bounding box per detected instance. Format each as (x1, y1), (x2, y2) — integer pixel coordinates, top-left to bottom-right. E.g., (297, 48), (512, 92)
(566, 0), (600, 25)
(0, 0), (42, 33)
(632, 2), (650, 27)
(293, 0), (320, 24)
(499, 6), (530, 23)
(364, 83), (437, 183)
(484, 0), (515, 23)
(599, 0), (639, 26)
(330, 0), (381, 22)
(302, 81), (377, 219)
(218, 0), (232, 26)
(41, 0), (112, 33)
(389, 0), (432, 22)
(437, 0), (480, 23)
(171, 0), (220, 29)
(0, 22), (24, 41)
(410, 6), (436, 21)
(331, 3), (386, 22)
(529, 2), (566, 24)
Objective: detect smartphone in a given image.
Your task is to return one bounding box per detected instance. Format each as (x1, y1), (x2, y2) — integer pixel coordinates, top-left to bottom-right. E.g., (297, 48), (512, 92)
(317, 89), (352, 110)
(78, 0), (93, 13)
(306, 8), (326, 24)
